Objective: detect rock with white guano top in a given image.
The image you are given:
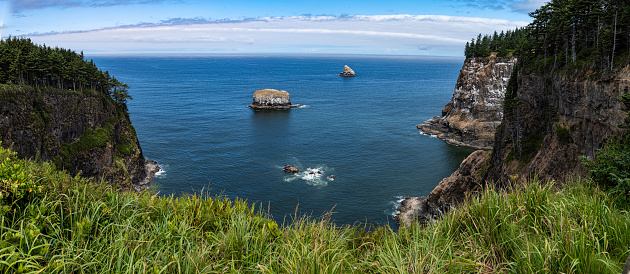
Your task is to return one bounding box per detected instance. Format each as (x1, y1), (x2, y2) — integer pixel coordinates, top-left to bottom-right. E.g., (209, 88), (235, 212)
(248, 89), (301, 109)
(338, 65), (355, 77)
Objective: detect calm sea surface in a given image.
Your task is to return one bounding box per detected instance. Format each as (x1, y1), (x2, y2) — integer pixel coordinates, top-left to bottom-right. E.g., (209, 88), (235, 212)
(92, 54), (473, 228)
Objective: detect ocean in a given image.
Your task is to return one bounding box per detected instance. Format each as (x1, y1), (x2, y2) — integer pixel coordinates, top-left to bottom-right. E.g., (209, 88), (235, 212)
(92, 54), (474, 228)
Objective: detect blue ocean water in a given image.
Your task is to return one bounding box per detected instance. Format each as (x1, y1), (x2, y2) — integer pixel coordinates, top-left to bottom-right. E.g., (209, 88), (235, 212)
(92, 54), (473, 228)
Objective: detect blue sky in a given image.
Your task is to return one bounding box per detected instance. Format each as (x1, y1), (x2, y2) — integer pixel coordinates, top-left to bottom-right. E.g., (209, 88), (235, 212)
(0, 0), (546, 56)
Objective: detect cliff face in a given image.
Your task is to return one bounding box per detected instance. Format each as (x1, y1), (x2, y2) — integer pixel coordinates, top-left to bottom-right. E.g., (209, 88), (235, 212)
(0, 86), (158, 190)
(398, 62), (630, 226)
(418, 54), (517, 150)
(487, 66), (629, 184)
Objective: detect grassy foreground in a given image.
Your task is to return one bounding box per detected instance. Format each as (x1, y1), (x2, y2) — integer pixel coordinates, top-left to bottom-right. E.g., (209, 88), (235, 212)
(1, 146), (629, 273)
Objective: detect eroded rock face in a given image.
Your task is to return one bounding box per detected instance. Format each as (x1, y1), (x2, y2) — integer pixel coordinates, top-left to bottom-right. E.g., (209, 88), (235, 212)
(248, 89), (301, 109)
(0, 86), (159, 191)
(487, 66), (630, 185)
(396, 150), (491, 226)
(338, 65), (355, 77)
(418, 54), (517, 150)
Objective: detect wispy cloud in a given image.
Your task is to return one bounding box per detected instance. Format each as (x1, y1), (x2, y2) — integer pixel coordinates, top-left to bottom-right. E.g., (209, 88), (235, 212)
(25, 15), (529, 56)
(9, 0), (173, 13)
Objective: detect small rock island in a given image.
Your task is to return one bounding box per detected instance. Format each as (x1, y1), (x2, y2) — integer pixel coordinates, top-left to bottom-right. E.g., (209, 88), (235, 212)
(338, 65), (355, 77)
(248, 89), (302, 109)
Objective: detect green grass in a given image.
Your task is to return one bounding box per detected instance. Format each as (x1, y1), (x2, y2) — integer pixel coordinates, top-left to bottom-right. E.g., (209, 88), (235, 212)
(1, 145), (629, 273)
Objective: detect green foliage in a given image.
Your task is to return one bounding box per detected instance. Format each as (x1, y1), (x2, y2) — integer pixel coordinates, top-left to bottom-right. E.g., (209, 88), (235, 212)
(468, 0), (630, 72)
(619, 90), (630, 128)
(583, 89), (630, 204)
(1, 145), (629, 273)
(56, 123), (114, 168)
(464, 28), (528, 58)
(583, 135), (630, 204)
(0, 37), (131, 111)
(520, 132), (545, 161)
(556, 126), (573, 144)
(0, 144), (43, 216)
(503, 67), (519, 117)
(526, 0), (630, 73)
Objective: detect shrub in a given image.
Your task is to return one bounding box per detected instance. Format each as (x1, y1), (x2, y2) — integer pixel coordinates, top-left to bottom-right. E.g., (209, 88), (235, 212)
(0, 144), (43, 216)
(556, 126), (573, 144)
(583, 135), (630, 204)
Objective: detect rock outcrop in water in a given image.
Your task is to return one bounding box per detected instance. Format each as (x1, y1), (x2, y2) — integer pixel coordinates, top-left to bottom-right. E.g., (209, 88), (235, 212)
(0, 86), (159, 191)
(283, 165), (299, 174)
(338, 65), (355, 77)
(418, 54), (517, 150)
(248, 89), (302, 109)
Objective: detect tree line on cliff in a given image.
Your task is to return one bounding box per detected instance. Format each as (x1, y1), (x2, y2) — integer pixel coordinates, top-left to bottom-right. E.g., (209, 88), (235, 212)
(466, 0), (630, 73)
(0, 37), (131, 110)
(464, 28), (528, 58)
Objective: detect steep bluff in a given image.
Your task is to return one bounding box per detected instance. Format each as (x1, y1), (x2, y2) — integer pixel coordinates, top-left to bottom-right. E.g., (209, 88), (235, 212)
(418, 54), (517, 150)
(398, 62), (630, 226)
(0, 86), (158, 191)
(486, 66), (629, 184)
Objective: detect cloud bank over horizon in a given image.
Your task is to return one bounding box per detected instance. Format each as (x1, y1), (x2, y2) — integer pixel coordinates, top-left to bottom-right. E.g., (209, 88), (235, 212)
(24, 15), (529, 56)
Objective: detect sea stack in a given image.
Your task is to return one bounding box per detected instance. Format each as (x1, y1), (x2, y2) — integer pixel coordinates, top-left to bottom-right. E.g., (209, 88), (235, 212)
(338, 65), (355, 77)
(248, 89), (302, 109)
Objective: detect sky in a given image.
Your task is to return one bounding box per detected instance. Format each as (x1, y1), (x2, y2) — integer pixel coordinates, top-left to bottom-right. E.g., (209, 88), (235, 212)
(0, 0), (547, 56)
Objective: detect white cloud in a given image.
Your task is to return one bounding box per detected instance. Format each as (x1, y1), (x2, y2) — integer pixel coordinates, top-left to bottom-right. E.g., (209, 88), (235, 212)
(26, 15), (529, 56)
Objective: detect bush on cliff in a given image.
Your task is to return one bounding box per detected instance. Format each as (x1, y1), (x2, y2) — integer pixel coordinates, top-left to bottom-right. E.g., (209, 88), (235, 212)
(1, 145), (629, 273)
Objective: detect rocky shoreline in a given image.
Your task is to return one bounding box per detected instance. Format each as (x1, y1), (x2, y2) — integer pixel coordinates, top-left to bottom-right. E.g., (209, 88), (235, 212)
(395, 149), (491, 226)
(133, 158), (161, 191)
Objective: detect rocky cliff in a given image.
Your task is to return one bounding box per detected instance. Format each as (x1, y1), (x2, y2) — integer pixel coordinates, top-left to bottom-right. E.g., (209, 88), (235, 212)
(0, 86), (158, 191)
(418, 54), (517, 150)
(398, 61), (630, 226)
(486, 65), (629, 185)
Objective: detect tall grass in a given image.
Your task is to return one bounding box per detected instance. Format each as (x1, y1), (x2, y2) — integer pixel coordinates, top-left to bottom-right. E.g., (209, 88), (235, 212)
(1, 145), (629, 273)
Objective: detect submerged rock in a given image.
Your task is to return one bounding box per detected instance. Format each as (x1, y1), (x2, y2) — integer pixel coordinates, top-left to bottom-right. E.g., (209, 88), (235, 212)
(338, 65), (355, 77)
(248, 89), (302, 109)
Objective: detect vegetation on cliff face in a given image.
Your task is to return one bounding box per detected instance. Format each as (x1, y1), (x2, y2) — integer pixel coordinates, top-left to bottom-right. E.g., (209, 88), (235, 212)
(1, 145), (629, 273)
(0, 85), (148, 189)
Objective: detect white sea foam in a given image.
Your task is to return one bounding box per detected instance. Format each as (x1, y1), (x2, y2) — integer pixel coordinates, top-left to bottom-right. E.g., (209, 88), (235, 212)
(384, 196), (406, 217)
(282, 164), (334, 187)
(418, 131), (438, 138)
(155, 163), (168, 178)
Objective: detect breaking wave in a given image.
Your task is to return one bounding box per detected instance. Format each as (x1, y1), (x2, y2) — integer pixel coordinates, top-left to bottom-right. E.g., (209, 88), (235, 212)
(384, 196), (406, 217)
(282, 164), (335, 187)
